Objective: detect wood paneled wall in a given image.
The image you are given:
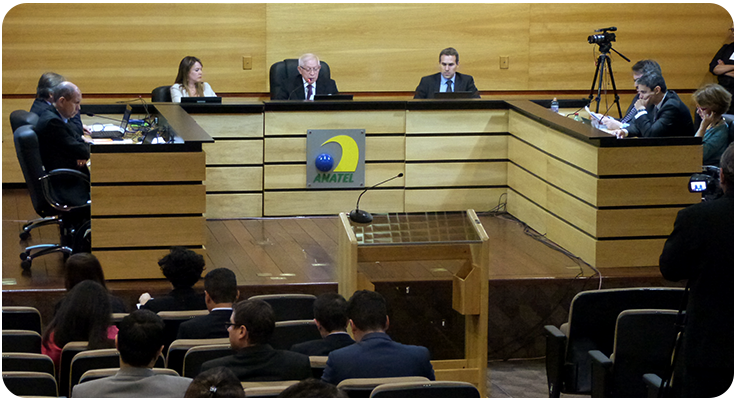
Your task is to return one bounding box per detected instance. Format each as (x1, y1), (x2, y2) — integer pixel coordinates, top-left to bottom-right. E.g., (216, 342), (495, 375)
(2, 3), (731, 95)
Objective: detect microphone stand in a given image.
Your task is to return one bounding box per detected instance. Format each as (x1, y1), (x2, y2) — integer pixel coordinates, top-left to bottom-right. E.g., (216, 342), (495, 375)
(349, 173), (403, 224)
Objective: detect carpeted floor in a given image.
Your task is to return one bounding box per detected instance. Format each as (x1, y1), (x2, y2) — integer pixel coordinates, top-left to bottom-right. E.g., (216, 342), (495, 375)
(487, 358), (590, 398)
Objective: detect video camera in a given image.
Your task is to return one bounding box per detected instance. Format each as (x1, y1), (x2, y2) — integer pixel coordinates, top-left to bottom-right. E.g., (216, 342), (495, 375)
(588, 27), (617, 52)
(689, 165), (722, 201)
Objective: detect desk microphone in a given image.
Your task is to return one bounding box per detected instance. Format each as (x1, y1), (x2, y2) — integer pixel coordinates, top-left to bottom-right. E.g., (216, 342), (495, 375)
(84, 113), (123, 123)
(287, 85), (302, 100)
(349, 173), (403, 224)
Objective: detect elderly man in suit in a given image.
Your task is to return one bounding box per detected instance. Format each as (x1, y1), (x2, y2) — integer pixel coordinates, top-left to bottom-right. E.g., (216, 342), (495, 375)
(72, 310), (193, 397)
(177, 268), (240, 340)
(321, 290), (435, 384)
(414, 47), (480, 99)
(274, 53), (338, 101)
(290, 293), (355, 356)
(31, 72), (87, 135)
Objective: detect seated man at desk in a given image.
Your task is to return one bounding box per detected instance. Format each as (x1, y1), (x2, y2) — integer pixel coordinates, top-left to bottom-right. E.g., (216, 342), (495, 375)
(414, 47), (480, 99)
(31, 72), (88, 135)
(275, 53), (338, 101)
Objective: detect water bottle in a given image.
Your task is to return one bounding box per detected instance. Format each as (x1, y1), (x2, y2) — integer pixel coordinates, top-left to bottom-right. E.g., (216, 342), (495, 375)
(574, 113), (582, 122)
(550, 98), (559, 113)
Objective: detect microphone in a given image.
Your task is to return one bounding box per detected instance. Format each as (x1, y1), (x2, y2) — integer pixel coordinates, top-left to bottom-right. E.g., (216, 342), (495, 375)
(349, 173), (404, 224)
(85, 113), (123, 123)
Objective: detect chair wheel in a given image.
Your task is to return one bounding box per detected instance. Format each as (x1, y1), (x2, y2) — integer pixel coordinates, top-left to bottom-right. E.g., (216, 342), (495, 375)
(19, 231), (30, 240)
(19, 252), (29, 261)
(20, 258), (31, 271)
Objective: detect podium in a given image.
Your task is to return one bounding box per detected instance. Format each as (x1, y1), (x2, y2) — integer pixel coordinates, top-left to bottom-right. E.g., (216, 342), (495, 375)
(338, 210), (489, 394)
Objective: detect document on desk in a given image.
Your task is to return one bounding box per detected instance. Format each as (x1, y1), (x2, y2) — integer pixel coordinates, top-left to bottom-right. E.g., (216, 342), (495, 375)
(91, 138), (135, 145)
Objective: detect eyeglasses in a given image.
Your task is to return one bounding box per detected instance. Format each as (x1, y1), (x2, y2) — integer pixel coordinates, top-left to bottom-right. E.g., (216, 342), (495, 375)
(225, 322), (241, 330)
(298, 66), (321, 73)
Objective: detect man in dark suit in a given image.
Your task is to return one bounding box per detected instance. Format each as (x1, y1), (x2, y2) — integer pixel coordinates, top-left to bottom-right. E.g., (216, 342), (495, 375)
(177, 268), (240, 340)
(659, 144), (734, 398)
(613, 72), (694, 138)
(598, 59), (661, 129)
(321, 290), (435, 384)
(31, 72), (86, 135)
(274, 53), (338, 100)
(414, 47), (480, 99)
(200, 299), (312, 381)
(290, 293), (355, 356)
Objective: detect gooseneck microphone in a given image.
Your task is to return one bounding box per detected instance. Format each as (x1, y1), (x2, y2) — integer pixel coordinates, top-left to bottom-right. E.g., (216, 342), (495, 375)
(85, 113), (123, 123)
(349, 173), (404, 224)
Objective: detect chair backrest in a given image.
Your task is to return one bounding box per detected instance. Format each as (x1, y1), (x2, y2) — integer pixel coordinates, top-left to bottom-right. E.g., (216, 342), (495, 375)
(2, 330), (42, 353)
(608, 309), (679, 397)
(2, 371), (58, 397)
(309, 355), (328, 379)
(242, 380), (300, 397)
(269, 59), (332, 100)
(182, 343), (233, 378)
(79, 367), (180, 384)
(151, 85), (172, 102)
(269, 319), (322, 350)
(2, 306), (42, 334)
(336, 376), (431, 398)
(166, 338), (230, 376)
(110, 312), (128, 328)
(69, 348), (121, 396)
(1, 352), (55, 376)
(370, 380), (481, 398)
(248, 294), (317, 321)
(9, 110), (39, 132)
(158, 309), (209, 352)
(724, 114), (734, 143)
(13, 125), (56, 218)
(563, 287), (685, 394)
(58, 341), (89, 398)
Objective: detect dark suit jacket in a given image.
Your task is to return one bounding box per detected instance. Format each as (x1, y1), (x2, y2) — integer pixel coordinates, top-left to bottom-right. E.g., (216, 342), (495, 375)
(413, 72), (480, 99)
(321, 332), (435, 384)
(200, 344), (312, 381)
(141, 287), (207, 313)
(31, 98), (84, 134)
(659, 191), (734, 396)
(290, 332), (355, 356)
(626, 90), (694, 138)
(275, 75), (338, 100)
(176, 308), (232, 340)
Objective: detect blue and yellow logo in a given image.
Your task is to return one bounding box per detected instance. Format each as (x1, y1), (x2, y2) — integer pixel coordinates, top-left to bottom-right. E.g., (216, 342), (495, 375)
(313, 135), (359, 183)
(306, 129), (365, 188)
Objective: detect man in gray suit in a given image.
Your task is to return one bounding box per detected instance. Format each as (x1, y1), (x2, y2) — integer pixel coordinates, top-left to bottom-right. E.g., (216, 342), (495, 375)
(72, 310), (192, 398)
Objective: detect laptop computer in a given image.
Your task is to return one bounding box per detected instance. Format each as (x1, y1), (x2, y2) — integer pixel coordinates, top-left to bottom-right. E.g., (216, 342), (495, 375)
(314, 94), (353, 101)
(433, 91), (476, 99)
(180, 96), (222, 104)
(89, 105), (132, 138)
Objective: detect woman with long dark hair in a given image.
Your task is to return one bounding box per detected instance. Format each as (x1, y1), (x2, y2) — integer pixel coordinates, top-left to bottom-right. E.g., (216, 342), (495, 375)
(170, 56), (216, 102)
(54, 253), (126, 314)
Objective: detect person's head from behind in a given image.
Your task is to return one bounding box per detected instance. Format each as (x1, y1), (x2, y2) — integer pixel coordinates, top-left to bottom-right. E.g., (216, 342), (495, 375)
(175, 56), (205, 94)
(635, 72), (667, 107)
(184, 367), (245, 398)
(313, 293), (349, 336)
(439, 47), (460, 80)
(693, 83), (732, 120)
(228, 299), (275, 349)
(280, 378), (345, 398)
(52, 81), (82, 120)
(631, 59), (661, 87)
(36, 72), (64, 101)
(64, 253), (106, 291)
(720, 143), (734, 193)
(117, 309), (165, 368)
(159, 247), (205, 289)
(46, 280), (112, 349)
(204, 268), (239, 310)
(346, 290), (388, 339)
(298, 53), (321, 85)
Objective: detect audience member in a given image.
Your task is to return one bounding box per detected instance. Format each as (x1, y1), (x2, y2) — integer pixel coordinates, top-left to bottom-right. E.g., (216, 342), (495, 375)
(42, 280), (116, 369)
(598, 59), (662, 130)
(184, 367), (245, 398)
(659, 143), (734, 398)
(414, 47), (480, 99)
(321, 290), (435, 384)
(140, 247), (207, 312)
(177, 268), (240, 339)
(30, 72), (86, 135)
(280, 378), (345, 398)
(274, 53), (338, 100)
(199, 299), (312, 381)
(612, 72), (694, 138)
(709, 24), (734, 114)
(171, 56), (217, 102)
(290, 293), (355, 356)
(54, 253), (126, 315)
(693, 83), (733, 165)
(72, 309), (193, 397)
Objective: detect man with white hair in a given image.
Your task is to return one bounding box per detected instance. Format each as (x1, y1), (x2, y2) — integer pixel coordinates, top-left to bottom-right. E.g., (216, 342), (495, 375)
(275, 53), (338, 100)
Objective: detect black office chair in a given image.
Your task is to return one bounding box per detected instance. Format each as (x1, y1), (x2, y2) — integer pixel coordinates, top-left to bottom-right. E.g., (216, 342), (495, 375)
(151, 85), (172, 102)
(269, 59), (332, 100)
(13, 124), (91, 271)
(268, 320), (322, 350)
(248, 294), (317, 321)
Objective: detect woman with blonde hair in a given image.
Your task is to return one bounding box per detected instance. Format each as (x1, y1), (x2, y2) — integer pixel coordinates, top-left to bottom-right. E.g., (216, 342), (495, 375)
(170, 56), (216, 102)
(693, 83), (733, 165)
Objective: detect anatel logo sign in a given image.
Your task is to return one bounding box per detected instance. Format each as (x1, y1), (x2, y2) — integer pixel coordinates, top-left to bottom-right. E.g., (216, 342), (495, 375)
(306, 129), (366, 188)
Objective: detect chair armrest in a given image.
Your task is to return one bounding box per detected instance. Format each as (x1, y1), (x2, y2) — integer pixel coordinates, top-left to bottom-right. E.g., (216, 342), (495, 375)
(642, 373), (663, 398)
(589, 350), (613, 398)
(44, 168), (90, 183)
(40, 169), (91, 212)
(544, 325), (567, 397)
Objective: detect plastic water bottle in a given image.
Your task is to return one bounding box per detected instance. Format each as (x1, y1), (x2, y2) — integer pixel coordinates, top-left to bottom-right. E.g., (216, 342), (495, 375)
(551, 98), (559, 113)
(574, 113), (582, 122)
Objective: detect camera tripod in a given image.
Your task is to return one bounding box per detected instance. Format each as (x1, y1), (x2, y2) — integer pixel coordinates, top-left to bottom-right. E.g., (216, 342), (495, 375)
(588, 43), (630, 117)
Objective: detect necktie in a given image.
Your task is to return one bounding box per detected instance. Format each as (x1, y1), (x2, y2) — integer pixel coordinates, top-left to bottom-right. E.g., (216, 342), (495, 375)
(620, 106), (637, 124)
(446, 80), (453, 93)
(306, 84), (313, 100)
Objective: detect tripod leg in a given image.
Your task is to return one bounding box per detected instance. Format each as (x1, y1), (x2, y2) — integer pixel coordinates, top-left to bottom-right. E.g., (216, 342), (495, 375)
(595, 54), (609, 113)
(588, 55), (603, 105)
(605, 56), (624, 118)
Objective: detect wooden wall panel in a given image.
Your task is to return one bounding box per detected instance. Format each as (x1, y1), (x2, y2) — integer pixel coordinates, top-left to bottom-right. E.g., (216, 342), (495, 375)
(92, 216), (205, 248)
(205, 167), (263, 192)
(597, 145), (702, 176)
(264, 111), (405, 136)
(91, 152), (205, 183)
(91, 185), (205, 216)
(203, 140), (263, 165)
(190, 114), (264, 139)
(264, 189), (404, 216)
(405, 188), (508, 213)
(406, 136), (508, 161)
(264, 163), (405, 190)
(405, 162), (507, 188)
(206, 193), (262, 218)
(264, 136), (403, 163)
(406, 110), (508, 134)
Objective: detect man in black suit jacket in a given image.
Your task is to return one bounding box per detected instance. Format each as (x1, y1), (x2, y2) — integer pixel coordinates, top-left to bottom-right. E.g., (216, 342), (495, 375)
(274, 53), (338, 100)
(659, 144), (734, 398)
(290, 293), (355, 356)
(177, 268), (240, 340)
(31, 72), (86, 135)
(200, 299), (312, 381)
(599, 59), (661, 129)
(414, 47), (480, 99)
(613, 72), (694, 138)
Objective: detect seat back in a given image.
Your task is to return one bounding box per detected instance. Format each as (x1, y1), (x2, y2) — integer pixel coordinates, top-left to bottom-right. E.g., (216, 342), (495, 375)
(79, 367), (180, 384)
(269, 59), (332, 99)
(1, 353), (55, 376)
(158, 309), (209, 353)
(242, 380), (300, 397)
(13, 125), (56, 218)
(166, 338), (230, 376)
(370, 380), (481, 398)
(269, 320), (322, 350)
(151, 85), (172, 102)
(336, 376), (431, 398)
(69, 348), (121, 396)
(58, 341), (89, 397)
(2, 371), (58, 397)
(9, 110), (39, 132)
(182, 343), (233, 378)
(724, 114), (734, 143)
(248, 294), (317, 321)
(2, 330), (42, 353)
(2, 306), (42, 334)
(309, 355), (328, 379)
